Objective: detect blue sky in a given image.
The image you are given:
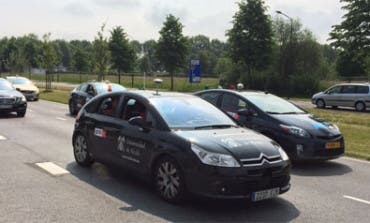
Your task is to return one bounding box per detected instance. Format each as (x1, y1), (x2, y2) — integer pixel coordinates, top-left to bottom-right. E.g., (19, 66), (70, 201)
(0, 0), (344, 43)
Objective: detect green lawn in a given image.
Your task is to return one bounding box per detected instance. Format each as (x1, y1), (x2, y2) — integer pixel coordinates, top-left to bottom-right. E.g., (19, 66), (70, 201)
(305, 108), (370, 161)
(39, 88), (70, 104)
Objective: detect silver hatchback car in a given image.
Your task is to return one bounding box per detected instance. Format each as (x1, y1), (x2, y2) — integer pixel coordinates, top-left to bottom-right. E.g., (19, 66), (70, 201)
(312, 83), (370, 111)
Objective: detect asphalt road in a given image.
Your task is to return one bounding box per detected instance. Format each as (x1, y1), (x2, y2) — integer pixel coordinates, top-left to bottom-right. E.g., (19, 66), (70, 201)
(1, 100), (370, 222)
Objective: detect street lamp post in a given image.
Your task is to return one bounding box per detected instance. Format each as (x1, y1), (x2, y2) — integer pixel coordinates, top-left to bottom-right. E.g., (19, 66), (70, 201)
(276, 10), (294, 98)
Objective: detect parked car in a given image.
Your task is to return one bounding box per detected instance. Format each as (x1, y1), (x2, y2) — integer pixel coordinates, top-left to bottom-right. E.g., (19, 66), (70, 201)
(0, 78), (27, 117)
(312, 83), (370, 111)
(195, 89), (345, 161)
(72, 91), (291, 203)
(69, 81), (126, 115)
(6, 76), (39, 101)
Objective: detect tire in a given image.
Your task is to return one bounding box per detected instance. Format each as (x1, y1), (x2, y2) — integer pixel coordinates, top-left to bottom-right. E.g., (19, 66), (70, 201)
(331, 106), (338, 109)
(69, 100), (77, 116)
(355, 102), (366, 112)
(17, 111), (26, 117)
(316, 99), (325, 109)
(154, 156), (186, 204)
(73, 133), (94, 167)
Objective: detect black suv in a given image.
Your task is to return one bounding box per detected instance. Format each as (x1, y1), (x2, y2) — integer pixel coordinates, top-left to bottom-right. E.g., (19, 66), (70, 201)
(72, 90), (290, 203)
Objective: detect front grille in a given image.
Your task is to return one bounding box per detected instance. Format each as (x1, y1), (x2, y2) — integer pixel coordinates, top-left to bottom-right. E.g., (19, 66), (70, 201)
(21, 90), (34, 94)
(240, 154), (282, 167)
(215, 166), (290, 196)
(0, 98), (15, 105)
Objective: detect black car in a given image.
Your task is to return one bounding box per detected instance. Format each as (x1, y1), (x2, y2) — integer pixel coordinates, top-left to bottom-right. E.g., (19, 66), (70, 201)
(69, 81), (126, 115)
(0, 78), (27, 117)
(72, 90), (290, 203)
(195, 89), (345, 161)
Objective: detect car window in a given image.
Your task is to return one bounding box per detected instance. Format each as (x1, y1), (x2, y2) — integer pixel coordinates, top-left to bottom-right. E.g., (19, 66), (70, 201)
(341, 85), (356, 94)
(243, 93), (305, 114)
(79, 83), (88, 92)
(326, 86), (341, 94)
(7, 77), (31, 85)
(150, 97), (235, 130)
(86, 84), (96, 95)
(122, 98), (147, 120)
(199, 92), (220, 105)
(97, 95), (121, 117)
(356, 86), (369, 94)
(221, 94), (248, 115)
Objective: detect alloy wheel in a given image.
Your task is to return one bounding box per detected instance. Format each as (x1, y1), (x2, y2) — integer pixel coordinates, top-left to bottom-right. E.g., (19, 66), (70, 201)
(156, 161), (181, 200)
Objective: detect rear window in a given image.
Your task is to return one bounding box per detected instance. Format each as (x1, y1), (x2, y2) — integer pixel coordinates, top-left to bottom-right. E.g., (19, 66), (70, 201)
(356, 86), (369, 94)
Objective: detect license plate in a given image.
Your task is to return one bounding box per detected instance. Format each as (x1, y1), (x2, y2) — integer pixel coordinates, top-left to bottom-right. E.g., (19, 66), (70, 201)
(0, 105), (12, 109)
(251, 188), (280, 202)
(326, 141), (341, 149)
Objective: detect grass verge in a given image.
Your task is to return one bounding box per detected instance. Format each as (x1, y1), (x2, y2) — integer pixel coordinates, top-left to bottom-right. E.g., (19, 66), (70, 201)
(39, 88), (70, 104)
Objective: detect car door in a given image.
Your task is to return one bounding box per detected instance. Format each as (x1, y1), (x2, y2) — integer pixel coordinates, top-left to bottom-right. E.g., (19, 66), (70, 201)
(113, 96), (157, 175)
(324, 85), (342, 106)
(86, 94), (123, 164)
(75, 83), (89, 110)
(340, 85), (357, 107)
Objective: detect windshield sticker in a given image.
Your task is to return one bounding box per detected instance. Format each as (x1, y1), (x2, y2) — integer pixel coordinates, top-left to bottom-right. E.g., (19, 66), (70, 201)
(94, 128), (106, 138)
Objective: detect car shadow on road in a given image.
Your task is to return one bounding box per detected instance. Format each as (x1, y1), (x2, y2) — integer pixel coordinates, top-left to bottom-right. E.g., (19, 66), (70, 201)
(291, 160), (352, 177)
(66, 162), (300, 222)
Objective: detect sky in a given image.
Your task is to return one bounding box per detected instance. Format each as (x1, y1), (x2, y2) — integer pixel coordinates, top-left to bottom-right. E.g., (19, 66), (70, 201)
(0, 0), (344, 43)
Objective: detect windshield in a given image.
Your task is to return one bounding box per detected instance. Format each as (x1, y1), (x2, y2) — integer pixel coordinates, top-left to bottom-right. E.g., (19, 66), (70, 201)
(95, 83), (126, 94)
(243, 93), (306, 114)
(7, 77), (32, 85)
(151, 96), (236, 130)
(0, 79), (15, 91)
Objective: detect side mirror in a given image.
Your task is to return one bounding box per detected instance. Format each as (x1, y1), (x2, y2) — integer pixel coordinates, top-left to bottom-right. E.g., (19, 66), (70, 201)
(238, 108), (257, 117)
(16, 88), (21, 91)
(128, 116), (149, 131)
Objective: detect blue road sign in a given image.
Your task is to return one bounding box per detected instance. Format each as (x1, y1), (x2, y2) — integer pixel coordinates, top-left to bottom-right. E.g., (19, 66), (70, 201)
(189, 59), (201, 83)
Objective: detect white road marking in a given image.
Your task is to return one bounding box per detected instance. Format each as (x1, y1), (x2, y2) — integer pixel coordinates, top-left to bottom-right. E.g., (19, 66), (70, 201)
(35, 162), (69, 176)
(0, 135), (7, 140)
(343, 195), (370, 205)
(56, 117), (67, 121)
(28, 109), (33, 112)
(342, 157), (370, 165)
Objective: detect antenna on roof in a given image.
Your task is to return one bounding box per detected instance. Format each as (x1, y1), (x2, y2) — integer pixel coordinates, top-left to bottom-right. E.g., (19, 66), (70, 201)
(153, 78), (163, 95)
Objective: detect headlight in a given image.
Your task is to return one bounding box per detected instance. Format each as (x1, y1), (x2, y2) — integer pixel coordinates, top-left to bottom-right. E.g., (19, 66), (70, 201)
(21, 95), (26, 102)
(280, 124), (310, 138)
(278, 148), (289, 161)
(191, 144), (240, 168)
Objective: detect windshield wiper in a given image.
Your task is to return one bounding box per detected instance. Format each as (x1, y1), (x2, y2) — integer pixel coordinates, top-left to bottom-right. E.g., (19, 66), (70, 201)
(280, 112), (306, 114)
(265, 111), (282, 114)
(194, 124), (236, 130)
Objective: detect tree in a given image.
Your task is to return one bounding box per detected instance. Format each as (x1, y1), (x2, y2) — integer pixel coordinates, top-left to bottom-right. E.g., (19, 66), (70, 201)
(227, 0), (273, 77)
(93, 24), (110, 81)
(329, 0), (370, 76)
(41, 33), (57, 91)
(108, 26), (136, 84)
(72, 47), (90, 83)
(156, 14), (188, 91)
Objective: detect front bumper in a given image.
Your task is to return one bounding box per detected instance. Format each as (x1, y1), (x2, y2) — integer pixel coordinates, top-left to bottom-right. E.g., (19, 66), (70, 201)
(21, 91), (39, 100)
(184, 161), (291, 199)
(0, 102), (27, 113)
(277, 133), (345, 161)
